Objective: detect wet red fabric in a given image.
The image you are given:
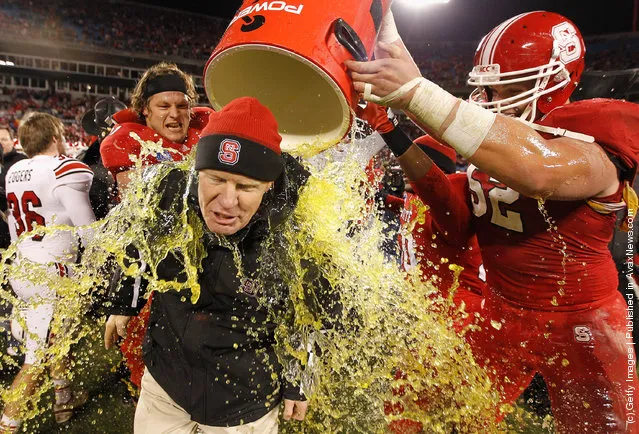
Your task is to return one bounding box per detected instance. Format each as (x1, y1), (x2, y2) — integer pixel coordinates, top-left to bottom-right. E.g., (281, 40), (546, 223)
(121, 294), (153, 388)
(100, 107), (212, 176)
(469, 291), (638, 433)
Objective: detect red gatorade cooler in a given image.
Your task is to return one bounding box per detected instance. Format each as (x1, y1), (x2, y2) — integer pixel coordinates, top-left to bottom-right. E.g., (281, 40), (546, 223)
(203, 0), (392, 155)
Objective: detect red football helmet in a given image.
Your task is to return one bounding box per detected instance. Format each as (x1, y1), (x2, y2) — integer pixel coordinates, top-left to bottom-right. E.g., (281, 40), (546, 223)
(467, 11), (585, 122)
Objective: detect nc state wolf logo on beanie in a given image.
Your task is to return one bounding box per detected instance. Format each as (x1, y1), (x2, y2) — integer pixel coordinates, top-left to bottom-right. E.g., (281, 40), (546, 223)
(195, 97), (284, 181)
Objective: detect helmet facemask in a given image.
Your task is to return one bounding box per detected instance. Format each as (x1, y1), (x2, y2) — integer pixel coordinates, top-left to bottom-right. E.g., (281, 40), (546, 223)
(468, 44), (571, 123)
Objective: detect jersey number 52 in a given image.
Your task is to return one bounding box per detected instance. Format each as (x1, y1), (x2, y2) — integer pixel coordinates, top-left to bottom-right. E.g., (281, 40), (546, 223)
(468, 166), (523, 233)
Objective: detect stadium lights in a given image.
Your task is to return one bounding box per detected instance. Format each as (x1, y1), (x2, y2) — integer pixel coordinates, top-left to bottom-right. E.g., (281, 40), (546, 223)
(396, 0), (450, 6)
(0, 60), (15, 66)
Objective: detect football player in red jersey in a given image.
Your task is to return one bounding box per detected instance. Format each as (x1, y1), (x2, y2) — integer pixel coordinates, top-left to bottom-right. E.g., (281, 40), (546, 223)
(100, 62), (212, 389)
(388, 136), (487, 434)
(361, 104), (485, 433)
(100, 62), (212, 191)
(348, 10), (639, 433)
(360, 103), (485, 322)
(397, 135), (485, 321)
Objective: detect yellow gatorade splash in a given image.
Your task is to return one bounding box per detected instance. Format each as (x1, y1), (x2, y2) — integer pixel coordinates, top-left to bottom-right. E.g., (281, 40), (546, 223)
(536, 198), (569, 304)
(282, 135), (335, 160)
(404, 195), (429, 235)
(1, 130), (503, 432)
(270, 140), (500, 432)
(0, 133), (203, 428)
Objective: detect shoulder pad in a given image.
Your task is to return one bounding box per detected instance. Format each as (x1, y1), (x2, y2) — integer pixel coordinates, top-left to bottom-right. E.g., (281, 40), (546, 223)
(539, 99), (639, 176)
(112, 108), (142, 124)
(53, 157), (93, 184)
(100, 123), (165, 173)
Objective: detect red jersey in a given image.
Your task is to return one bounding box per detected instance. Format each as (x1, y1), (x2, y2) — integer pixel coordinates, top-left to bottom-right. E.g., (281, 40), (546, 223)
(469, 99), (639, 311)
(100, 107), (213, 176)
(399, 189), (485, 298)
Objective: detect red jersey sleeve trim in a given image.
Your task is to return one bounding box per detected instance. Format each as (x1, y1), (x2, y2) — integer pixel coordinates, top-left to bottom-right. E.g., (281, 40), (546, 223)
(54, 160), (92, 179)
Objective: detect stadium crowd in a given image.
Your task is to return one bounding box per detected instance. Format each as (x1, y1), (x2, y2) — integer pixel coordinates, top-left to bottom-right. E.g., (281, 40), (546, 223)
(0, 0), (636, 88)
(0, 88), (98, 155)
(0, 0), (226, 60)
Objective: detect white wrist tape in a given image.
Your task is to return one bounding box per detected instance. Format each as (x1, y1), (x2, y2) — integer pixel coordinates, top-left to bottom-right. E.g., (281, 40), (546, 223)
(364, 77), (424, 105)
(407, 79), (496, 158)
(377, 10), (400, 44)
(441, 101), (496, 158)
(406, 78), (458, 132)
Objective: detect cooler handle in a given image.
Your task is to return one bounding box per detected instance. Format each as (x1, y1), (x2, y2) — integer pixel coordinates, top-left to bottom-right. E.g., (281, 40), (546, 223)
(333, 18), (369, 62)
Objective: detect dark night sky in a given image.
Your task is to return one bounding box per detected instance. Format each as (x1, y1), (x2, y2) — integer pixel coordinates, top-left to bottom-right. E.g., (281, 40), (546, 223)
(139, 0), (637, 42)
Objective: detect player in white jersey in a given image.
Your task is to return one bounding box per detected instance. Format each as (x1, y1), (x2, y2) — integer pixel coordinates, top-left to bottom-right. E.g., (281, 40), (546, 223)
(1, 113), (96, 433)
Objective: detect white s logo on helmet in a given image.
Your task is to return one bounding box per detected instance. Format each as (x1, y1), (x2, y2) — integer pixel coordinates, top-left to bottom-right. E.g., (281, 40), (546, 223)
(552, 22), (582, 64)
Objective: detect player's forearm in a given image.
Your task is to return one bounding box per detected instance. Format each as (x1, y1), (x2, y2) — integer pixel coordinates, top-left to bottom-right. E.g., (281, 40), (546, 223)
(465, 118), (617, 200)
(409, 166), (473, 246)
(375, 123), (434, 180)
(405, 86), (612, 199)
(396, 143), (434, 181)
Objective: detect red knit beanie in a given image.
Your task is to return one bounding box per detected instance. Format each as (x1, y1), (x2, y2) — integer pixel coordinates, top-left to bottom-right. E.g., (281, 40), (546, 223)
(195, 97), (284, 181)
(414, 135), (457, 174)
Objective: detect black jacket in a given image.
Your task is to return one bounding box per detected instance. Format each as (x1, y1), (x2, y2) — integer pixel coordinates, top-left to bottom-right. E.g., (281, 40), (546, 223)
(1, 149), (27, 247)
(79, 139), (116, 220)
(0, 149), (27, 212)
(109, 155), (321, 426)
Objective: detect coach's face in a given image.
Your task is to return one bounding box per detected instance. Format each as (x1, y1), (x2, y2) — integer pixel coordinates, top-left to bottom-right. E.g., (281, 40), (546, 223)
(198, 169), (272, 235)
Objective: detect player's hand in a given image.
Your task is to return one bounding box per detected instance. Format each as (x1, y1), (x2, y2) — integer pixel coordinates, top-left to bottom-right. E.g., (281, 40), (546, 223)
(282, 399), (308, 421)
(357, 102), (397, 134)
(104, 314), (132, 349)
(345, 41), (422, 109)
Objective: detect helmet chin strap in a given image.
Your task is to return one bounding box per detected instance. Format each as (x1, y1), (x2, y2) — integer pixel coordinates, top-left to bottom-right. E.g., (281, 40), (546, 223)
(513, 90), (594, 142)
(512, 92), (595, 143)
(527, 122), (595, 143)
(518, 104), (535, 123)
(514, 107), (595, 142)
